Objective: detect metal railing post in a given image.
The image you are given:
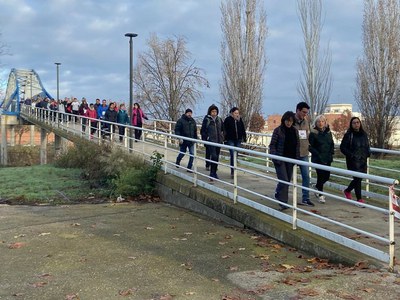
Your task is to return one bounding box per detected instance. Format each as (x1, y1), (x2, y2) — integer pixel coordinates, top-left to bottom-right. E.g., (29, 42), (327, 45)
(193, 143), (198, 187)
(366, 157), (370, 196)
(164, 134), (168, 174)
(388, 186), (395, 272)
(233, 150), (238, 204)
(292, 164), (298, 230)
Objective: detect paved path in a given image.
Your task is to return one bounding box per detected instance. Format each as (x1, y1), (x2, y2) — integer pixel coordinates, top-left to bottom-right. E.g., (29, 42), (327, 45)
(1, 203), (399, 300)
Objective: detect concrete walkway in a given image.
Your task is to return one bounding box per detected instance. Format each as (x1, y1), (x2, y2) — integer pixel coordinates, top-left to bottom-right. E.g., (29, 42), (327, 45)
(1, 203), (399, 300)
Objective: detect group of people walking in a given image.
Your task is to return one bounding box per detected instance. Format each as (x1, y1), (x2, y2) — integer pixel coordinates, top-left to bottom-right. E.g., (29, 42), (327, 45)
(269, 102), (370, 211)
(31, 97), (148, 142)
(175, 104), (246, 182)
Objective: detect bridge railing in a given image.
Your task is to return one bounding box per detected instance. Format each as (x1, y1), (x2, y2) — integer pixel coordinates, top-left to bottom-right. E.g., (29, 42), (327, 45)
(20, 106), (400, 271)
(148, 117), (400, 200)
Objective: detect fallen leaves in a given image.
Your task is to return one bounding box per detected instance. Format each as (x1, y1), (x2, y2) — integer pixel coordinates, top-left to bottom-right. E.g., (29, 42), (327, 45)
(8, 242), (26, 249)
(180, 262), (193, 270)
(30, 281), (47, 288)
(297, 287), (319, 296)
(38, 232), (51, 236)
(119, 288), (137, 296)
(65, 294), (80, 300)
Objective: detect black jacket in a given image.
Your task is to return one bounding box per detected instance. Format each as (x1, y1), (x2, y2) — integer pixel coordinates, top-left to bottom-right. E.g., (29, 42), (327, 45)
(340, 129), (370, 173)
(105, 108), (118, 123)
(200, 115), (224, 144)
(309, 126), (334, 165)
(223, 115), (246, 142)
(175, 114), (198, 143)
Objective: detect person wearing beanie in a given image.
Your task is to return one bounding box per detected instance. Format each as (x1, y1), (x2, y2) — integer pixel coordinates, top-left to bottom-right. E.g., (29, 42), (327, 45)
(200, 104), (224, 182)
(175, 108), (198, 172)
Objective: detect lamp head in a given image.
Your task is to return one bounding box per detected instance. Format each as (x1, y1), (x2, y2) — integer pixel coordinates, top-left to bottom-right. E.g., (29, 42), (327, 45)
(125, 33), (138, 38)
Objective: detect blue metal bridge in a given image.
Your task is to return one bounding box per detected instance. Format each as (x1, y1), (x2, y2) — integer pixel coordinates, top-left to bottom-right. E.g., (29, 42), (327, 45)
(0, 68), (52, 118)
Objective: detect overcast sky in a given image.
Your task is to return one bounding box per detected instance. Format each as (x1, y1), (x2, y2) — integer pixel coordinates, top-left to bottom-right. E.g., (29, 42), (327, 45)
(0, 0), (364, 117)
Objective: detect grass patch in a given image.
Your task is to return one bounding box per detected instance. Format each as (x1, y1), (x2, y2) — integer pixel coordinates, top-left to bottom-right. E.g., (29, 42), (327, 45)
(0, 165), (109, 204)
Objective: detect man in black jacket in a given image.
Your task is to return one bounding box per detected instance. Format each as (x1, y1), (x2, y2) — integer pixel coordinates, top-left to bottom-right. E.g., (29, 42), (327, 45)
(175, 109), (198, 172)
(223, 107), (246, 178)
(103, 102), (118, 138)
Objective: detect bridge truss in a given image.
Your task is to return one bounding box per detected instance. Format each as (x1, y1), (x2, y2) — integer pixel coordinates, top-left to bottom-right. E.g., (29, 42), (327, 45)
(0, 68), (52, 116)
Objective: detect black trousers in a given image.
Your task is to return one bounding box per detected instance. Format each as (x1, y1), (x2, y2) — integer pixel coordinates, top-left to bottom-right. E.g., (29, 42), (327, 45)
(346, 177), (362, 200)
(315, 169), (331, 196)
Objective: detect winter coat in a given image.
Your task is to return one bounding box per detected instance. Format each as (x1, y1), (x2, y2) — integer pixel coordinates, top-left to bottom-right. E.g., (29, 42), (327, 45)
(97, 105), (108, 119)
(269, 125), (300, 165)
(117, 109), (130, 125)
(78, 103), (89, 116)
(293, 116), (310, 157)
(340, 130), (370, 173)
(309, 126), (334, 165)
(131, 108), (148, 126)
(104, 108), (118, 123)
(223, 115), (247, 142)
(200, 115), (224, 144)
(175, 114), (198, 144)
(87, 109), (97, 125)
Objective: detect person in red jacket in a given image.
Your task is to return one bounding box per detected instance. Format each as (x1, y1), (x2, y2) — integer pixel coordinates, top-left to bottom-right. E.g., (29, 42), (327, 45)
(87, 103), (98, 138)
(131, 102), (148, 141)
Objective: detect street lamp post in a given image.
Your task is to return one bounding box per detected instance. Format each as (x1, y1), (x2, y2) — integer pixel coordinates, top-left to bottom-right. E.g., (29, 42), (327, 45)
(125, 33), (138, 150)
(54, 63), (61, 101)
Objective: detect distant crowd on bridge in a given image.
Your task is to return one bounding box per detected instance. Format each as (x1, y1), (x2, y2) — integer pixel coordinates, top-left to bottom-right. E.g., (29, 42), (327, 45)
(23, 97), (371, 211)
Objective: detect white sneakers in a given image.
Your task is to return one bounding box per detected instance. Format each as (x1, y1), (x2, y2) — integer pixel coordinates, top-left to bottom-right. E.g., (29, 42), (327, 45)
(318, 195), (326, 203)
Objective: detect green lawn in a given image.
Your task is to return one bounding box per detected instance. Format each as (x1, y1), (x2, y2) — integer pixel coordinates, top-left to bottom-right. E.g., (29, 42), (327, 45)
(0, 165), (109, 204)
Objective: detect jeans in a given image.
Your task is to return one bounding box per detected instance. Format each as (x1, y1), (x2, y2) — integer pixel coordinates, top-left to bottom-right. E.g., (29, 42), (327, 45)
(298, 156), (310, 201)
(226, 139), (242, 174)
(176, 142), (194, 169)
(274, 161), (294, 204)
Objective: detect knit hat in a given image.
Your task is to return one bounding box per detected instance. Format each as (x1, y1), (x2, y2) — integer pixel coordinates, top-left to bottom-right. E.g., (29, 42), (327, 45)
(185, 108), (193, 114)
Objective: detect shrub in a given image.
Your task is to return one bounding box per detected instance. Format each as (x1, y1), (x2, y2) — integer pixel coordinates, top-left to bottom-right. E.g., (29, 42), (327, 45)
(112, 151), (164, 197)
(55, 140), (163, 198)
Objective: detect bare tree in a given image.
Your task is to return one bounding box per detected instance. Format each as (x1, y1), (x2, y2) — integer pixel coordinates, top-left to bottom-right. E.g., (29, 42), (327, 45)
(220, 0), (267, 127)
(248, 112), (265, 132)
(330, 109), (352, 142)
(356, 0), (400, 150)
(134, 34), (209, 121)
(297, 0), (332, 121)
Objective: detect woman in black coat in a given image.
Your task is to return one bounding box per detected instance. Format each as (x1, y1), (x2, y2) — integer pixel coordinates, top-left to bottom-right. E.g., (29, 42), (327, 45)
(309, 115), (334, 203)
(269, 111), (300, 210)
(340, 117), (370, 205)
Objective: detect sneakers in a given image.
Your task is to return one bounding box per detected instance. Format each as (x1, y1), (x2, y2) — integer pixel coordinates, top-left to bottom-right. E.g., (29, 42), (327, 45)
(318, 195), (326, 203)
(210, 173), (219, 180)
(301, 200), (315, 207)
(343, 190), (352, 200)
(279, 204), (289, 211)
(356, 199), (366, 208)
